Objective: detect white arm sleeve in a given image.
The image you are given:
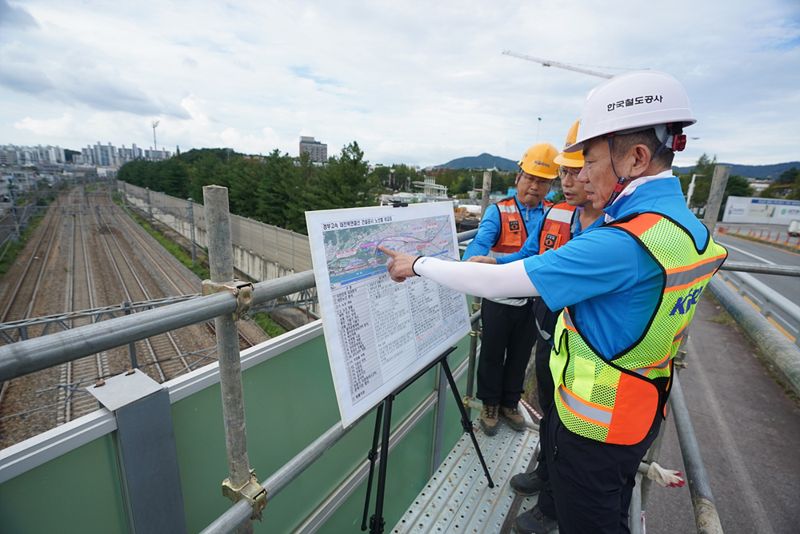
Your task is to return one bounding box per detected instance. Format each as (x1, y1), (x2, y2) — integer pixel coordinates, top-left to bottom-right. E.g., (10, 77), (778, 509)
(412, 257), (540, 298)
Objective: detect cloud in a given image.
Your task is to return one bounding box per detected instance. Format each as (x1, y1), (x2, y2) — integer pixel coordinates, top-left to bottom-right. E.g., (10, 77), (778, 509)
(0, 0), (37, 30)
(0, 0), (798, 166)
(14, 113), (74, 137)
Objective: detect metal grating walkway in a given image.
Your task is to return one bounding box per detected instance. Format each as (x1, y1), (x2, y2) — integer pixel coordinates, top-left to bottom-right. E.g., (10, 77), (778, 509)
(392, 421), (541, 533)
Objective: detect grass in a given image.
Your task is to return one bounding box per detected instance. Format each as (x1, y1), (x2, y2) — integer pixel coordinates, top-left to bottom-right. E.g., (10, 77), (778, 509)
(114, 193), (287, 338)
(251, 311), (287, 337)
(0, 213), (46, 276)
(113, 194), (209, 279)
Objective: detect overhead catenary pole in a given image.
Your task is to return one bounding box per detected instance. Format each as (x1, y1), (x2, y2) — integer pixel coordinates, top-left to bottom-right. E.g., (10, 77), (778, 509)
(702, 165), (730, 234)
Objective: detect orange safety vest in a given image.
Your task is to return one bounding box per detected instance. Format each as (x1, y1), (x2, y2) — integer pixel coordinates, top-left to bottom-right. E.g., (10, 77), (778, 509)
(549, 213), (728, 445)
(538, 202), (577, 252)
(491, 197), (528, 254)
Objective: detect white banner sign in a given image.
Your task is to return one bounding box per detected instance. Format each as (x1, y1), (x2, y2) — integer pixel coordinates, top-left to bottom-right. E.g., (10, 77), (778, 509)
(305, 202), (470, 427)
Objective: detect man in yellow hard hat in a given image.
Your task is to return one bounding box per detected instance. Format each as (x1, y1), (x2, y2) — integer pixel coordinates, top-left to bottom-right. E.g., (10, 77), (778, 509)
(380, 71), (727, 533)
(462, 142), (559, 436)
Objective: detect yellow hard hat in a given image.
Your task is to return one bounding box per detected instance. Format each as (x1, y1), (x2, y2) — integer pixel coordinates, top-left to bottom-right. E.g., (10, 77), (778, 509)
(518, 142), (559, 179)
(553, 120), (584, 168)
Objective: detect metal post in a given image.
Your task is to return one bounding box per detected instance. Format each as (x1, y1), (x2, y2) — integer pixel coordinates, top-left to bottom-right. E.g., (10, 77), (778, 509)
(203, 186), (253, 528)
(187, 198), (197, 265)
(431, 368), (447, 475)
(123, 301), (138, 369)
(702, 165), (730, 234)
(670, 373), (724, 534)
(480, 170), (492, 216)
(465, 328), (479, 421)
(9, 178), (20, 239)
(629, 473), (643, 534)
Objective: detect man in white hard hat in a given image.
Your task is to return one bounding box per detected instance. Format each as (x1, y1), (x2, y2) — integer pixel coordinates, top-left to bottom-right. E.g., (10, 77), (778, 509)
(380, 71), (727, 533)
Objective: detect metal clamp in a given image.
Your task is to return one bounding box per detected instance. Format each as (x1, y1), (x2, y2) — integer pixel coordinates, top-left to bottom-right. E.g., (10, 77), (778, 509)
(202, 280), (254, 320)
(221, 471), (267, 520)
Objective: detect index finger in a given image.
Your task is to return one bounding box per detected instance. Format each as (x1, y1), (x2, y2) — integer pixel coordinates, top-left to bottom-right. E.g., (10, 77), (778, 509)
(377, 245), (398, 258)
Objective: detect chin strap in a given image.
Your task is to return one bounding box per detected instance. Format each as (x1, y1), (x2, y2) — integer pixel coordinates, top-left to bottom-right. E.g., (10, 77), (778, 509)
(604, 135), (628, 209)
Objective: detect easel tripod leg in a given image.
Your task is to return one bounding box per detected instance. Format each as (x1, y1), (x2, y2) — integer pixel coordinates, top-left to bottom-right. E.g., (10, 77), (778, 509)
(441, 358), (495, 488)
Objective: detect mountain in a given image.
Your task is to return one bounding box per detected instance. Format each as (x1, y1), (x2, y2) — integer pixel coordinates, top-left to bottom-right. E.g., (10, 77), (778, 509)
(673, 161), (800, 180)
(436, 153), (518, 172)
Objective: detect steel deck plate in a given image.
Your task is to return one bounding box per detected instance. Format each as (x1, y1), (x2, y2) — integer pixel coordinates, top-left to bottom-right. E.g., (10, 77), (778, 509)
(392, 422), (540, 533)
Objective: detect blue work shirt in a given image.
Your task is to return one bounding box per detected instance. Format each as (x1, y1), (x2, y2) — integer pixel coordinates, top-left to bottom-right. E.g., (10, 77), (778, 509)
(495, 206), (603, 264)
(462, 197), (546, 260)
(522, 174), (709, 359)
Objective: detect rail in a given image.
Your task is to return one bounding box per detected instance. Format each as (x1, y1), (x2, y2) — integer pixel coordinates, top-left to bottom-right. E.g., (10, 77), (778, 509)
(717, 268), (800, 346)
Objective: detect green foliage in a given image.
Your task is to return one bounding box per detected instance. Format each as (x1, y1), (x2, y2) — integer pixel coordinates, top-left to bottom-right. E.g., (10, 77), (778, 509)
(121, 204), (209, 279)
(251, 311), (287, 338)
(677, 154), (753, 207)
(760, 167), (800, 199)
(0, 214), (45, 276)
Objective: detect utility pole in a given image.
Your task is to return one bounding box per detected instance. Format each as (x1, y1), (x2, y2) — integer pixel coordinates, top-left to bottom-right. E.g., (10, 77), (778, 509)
(480, 170), (492, 215)
(686, 174), (703, 208)
(703, 165), (730, 234)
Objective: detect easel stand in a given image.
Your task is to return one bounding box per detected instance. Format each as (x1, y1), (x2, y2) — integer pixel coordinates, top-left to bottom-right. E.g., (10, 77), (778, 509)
(360, 347), (495, 533)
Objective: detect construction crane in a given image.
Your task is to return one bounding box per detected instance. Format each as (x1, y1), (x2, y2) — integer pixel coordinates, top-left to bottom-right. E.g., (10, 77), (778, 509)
(502, 50), (613, 79)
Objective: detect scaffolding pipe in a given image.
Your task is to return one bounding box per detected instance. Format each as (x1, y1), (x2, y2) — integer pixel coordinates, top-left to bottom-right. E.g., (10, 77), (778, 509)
(0, 270), (314, 382)
(670, 373), (724, 534)
(720, 261), (800, 277)
(204, 186), (253, 499)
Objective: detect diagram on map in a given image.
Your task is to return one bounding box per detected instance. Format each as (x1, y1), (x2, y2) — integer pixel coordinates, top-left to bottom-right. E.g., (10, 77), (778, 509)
(306, 203), (470, 427)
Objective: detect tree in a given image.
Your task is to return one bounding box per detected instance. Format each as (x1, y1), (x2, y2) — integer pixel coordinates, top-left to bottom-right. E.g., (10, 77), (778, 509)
(761, 168), (800, 199)
(257, 150), (299, 229)
(322, 142), (377, 208)
(227, 158), (262, 219)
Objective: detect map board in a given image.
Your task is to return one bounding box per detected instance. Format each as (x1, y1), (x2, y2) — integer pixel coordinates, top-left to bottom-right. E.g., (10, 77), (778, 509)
(305, 202), (471, 427)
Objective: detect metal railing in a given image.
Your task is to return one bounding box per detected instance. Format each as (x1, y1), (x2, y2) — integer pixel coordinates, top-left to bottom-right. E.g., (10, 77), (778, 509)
(717, 267), (800, 346)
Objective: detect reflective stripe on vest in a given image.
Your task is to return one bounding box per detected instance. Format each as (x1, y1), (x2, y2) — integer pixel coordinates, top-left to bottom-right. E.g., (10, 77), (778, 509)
(550, 212), (728, 445)
(491, 197), (528, 254)
(538, 202), (576, 253)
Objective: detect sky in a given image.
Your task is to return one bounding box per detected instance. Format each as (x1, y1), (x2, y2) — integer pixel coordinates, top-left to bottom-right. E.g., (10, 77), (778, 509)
(1, 0), (799, 168)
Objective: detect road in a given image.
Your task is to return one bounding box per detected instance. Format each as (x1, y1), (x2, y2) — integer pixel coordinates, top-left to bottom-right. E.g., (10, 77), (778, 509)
(646, 296), (800, 534)
(715, 233), (800, 307)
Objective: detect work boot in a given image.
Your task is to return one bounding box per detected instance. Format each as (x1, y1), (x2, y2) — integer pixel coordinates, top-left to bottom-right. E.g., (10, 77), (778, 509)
(514, 504), (558, 534)
(509, 471), (545, 495)
(501, 405), (526, 431)
(479, 404), (499, 436)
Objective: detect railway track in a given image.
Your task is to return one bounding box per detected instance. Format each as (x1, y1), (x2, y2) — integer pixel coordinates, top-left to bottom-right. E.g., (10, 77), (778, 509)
(0, 185), (263, 445)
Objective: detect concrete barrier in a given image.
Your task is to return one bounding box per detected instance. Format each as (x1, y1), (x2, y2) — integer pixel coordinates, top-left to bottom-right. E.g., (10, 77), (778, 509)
(709, 277), (800, 397)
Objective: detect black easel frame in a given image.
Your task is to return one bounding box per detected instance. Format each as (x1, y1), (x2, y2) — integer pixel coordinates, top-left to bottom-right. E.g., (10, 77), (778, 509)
(360, 346), (495, 533)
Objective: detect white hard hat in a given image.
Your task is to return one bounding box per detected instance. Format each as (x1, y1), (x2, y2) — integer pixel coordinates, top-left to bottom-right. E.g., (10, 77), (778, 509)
(565, 71), (696, 153)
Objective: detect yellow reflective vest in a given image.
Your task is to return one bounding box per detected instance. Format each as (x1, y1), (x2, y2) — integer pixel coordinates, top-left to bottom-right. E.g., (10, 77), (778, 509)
(549, 213), (728, 445)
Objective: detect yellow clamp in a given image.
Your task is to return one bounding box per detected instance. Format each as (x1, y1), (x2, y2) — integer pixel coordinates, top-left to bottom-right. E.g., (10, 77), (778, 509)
(202, 280), (254, 320)
(221, 471), (267, 521)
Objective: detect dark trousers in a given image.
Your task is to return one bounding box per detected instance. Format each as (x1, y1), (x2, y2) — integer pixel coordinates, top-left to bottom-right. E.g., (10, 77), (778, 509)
(476, 298), (536, 407)
(538, 403), (661, 534)
(532, 299), (557, 488)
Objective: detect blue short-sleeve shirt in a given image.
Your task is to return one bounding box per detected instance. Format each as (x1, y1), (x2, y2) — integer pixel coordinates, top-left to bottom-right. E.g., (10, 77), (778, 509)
(522, 174), (709, 359)
(462, 197), (546, 260)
